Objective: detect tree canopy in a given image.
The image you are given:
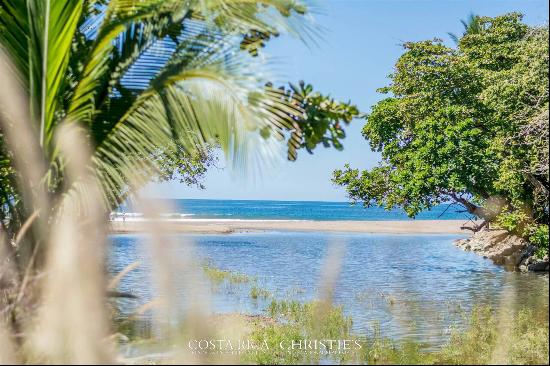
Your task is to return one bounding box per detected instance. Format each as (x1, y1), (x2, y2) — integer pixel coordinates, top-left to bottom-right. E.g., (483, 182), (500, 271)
(333, 13), (549, 255)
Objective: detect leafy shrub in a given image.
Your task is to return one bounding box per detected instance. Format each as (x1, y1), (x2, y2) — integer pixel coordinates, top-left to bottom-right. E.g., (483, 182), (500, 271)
(496, 210), (529, 233)
(526, 224), (549, 259)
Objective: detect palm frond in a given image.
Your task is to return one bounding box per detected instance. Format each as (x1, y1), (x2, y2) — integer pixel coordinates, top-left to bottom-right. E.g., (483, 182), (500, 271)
(450, 12), (482, 44)
(0, 1), (30, 84)
(200, 0), (319, 43)
(41, 1), (84, 148)
(448, 32), (460, 45)
(93, 38), (301, 207)
(66, 0), (188, 125)
(0, 0), (83, 150)
(67, 0), (316, 127)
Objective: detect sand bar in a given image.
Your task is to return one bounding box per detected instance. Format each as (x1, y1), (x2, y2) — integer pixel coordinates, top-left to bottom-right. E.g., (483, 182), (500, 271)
(110, 219), (477, 235)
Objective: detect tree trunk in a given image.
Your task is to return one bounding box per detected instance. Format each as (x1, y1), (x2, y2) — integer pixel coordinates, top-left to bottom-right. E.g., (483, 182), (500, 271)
(449, 193), (494, 221)
(525, 173), (549, 196)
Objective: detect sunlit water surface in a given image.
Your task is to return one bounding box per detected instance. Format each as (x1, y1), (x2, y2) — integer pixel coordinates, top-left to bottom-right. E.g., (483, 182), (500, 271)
(108, 231), (549, 346)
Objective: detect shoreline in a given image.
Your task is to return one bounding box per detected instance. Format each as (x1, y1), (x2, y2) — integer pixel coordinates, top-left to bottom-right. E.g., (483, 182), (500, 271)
(109, 219), (477, 235)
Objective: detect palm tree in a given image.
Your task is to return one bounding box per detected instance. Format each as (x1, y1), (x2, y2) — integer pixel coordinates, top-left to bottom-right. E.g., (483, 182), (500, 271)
(0, 0), (314, 259)
(448, 13), (483, 44)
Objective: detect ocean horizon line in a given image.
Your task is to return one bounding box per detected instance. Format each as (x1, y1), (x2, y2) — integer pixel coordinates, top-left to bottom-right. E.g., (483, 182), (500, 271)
(115, 199), (470, 222)
(142, 197), (358, 203)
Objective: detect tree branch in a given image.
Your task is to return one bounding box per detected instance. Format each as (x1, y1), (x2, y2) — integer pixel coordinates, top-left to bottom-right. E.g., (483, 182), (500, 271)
(449, 192), (494, 221)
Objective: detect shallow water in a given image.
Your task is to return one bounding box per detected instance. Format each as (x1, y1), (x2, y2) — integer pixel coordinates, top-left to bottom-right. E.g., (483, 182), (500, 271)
(108, 231), (549, 346)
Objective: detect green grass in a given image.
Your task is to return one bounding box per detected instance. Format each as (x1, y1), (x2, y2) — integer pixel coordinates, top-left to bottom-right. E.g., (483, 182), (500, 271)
(242, 301), (549, 365)
(356, 306), (549, 365)
(243, 299), (358, 364)
(250, 286), (272, 300)
(202, 263), (251, 285)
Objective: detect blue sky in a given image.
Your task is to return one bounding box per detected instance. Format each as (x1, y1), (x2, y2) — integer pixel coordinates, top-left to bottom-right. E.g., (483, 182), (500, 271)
(146, 0), (549, 201)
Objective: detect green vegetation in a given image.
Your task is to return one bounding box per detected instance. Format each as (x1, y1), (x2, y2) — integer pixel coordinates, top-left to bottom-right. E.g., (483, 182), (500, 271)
(448, 13), (483, 44)
(258, 302), (547, 364)
(250, 286), (272, 300)
(334, 13), (549, 257)
(153, 145), (218, 190)
(246, 299), (357, 365)
(528, 225), (550, 259)
(249, 298), (549, 365)
(275, 81), (361, 161)
(202, 263), (251, 285)
(365, 306), (549, 365)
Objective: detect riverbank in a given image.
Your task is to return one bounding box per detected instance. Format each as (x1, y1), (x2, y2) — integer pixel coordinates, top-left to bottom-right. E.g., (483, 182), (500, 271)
(110, 219), (477, 235)
(455, 229), (549, 272)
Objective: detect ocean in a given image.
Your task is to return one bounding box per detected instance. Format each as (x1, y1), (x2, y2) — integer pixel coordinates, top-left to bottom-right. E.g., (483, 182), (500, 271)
(116, 199), (470, 221)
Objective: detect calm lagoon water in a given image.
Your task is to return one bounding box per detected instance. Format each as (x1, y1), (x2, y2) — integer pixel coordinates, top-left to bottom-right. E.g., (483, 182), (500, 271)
(109, 231), (549, 346)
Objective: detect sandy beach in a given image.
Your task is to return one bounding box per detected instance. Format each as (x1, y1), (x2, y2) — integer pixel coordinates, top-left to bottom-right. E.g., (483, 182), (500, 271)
(110, 219), (477, 235)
